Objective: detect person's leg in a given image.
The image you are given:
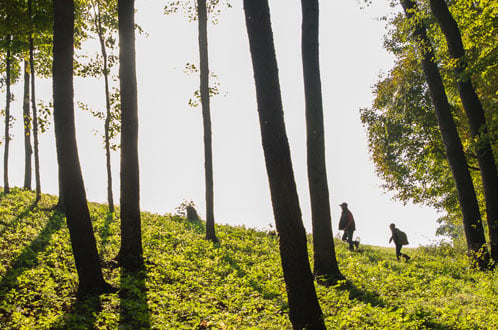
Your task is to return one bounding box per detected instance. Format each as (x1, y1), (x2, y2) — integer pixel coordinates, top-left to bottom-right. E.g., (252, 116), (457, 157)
(400, 247), (410, 261)
(342, 231), (348, 242)
(347, 229), (354, 250)
(395, 244), (402, 260)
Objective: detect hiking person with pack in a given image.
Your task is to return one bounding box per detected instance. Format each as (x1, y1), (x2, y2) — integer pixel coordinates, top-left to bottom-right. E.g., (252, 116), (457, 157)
(339, 202), (359, 251)
(389, 223), (410, 261)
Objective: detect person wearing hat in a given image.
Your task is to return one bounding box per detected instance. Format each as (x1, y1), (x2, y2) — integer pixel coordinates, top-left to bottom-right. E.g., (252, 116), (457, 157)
(338, 202), (359, 251)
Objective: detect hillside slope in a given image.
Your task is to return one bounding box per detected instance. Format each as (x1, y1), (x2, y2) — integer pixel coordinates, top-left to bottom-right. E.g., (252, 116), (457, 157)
(0, 189), (497, 329)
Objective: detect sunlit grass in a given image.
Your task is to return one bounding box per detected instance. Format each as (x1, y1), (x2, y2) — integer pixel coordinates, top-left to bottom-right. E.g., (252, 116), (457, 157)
(0, 189), (497, 328)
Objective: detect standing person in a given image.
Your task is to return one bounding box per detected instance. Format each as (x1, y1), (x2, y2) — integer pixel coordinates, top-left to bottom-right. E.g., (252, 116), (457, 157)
(389, 223), (411, 261)
(339, 202), (359, 251)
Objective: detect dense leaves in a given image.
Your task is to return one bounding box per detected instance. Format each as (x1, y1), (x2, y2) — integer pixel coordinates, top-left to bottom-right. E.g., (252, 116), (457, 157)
(1, 190), (497, 328)
(361, 0), (498, 238)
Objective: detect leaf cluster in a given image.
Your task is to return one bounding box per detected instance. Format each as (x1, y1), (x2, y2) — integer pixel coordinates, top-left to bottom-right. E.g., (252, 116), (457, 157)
(164, 0), (232, 25)
(362, 0), (497, 237)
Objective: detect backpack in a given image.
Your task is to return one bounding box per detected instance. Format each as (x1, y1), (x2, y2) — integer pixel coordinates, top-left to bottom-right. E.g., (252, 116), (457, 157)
(397, 230), (409, 245)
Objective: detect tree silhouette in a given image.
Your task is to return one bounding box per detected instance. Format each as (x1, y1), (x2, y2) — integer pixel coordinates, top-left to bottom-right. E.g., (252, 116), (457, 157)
(243, 0), (325, 328)
(197, 0), (218, 243)
(22, 59), (32, 190)
(117, 0), (144, 270)
(400, 0), (489, 267)
(52, 0), (114, 295)
(301, 0), (343, 282)
(429, 0), (498, 264)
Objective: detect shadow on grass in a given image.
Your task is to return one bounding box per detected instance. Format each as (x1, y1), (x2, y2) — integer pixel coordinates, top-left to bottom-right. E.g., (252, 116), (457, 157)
(0, 210), (63, 308)
(336, 280), (447, 328)
(337, 280), (387, 308)
(119, 267), (151, 328)
(0, 201), (38, 239)
(61, 294), (103, 328)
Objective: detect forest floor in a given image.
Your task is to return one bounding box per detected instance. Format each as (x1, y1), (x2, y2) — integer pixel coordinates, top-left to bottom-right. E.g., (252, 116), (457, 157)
(0, 188), (497, 329)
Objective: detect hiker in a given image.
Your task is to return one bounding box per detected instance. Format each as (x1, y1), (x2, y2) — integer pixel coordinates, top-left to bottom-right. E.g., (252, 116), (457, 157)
(339, 202), (359, 251)
(389, 223), (410, 261)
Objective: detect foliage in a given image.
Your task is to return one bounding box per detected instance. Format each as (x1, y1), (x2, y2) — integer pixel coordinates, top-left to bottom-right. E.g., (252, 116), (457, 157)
(361, 0), (498, 239)
(164, 0), (232, 25)
(77, 87), (122, 151)
(75, 0), (121, 151)
(183, 62), (224, 108)
(0, 189), (497, 328)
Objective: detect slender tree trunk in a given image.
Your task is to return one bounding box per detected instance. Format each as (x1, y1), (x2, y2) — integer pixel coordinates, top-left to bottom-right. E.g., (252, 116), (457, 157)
(118, 0), (144, 270)
(53, 0), (114, 295)
(197, 0), (218, 243)
(244, 1), (325, 328)
(30, 36), (41, 202)
(301, 0), (343, 282)
(95, 0), (115, 214)
(429, 0), (498, 264)
(23, 60), (33, 190)
(28, 0), (41, 202)
(4, 37), (11, 194)
(400, 0), (489, 268)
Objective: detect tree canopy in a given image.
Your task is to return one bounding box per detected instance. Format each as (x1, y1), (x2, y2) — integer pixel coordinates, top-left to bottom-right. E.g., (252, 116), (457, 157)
(361, 0), (498, 241)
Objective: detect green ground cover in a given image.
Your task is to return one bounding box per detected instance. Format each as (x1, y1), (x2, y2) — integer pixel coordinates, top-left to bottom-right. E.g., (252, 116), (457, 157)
(0, 189), (497, 329)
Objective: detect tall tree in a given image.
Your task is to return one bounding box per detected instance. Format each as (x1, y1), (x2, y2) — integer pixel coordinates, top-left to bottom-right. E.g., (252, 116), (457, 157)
(22, 59), (32, 190)
(53, 0), (114, 295)
(400, 0), (489, 267)
(89, 0), (119, 214)
(197, 0), (218, 243)
(3, 35), (11, 194)
(29, 33), (41, 202)
(117, 0), (144, 270)
(301, 0), (343, 281)
(429, 0), (498, 263)
(243, 0), (325, 328)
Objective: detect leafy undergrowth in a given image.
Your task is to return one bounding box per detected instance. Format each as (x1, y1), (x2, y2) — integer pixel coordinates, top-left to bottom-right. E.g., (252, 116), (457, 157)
(0, 189), (497, 329)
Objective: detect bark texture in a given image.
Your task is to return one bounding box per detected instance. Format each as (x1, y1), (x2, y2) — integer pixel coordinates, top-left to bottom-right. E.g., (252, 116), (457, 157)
(301, 0), (343, 281)
(118, 0), (144, 270)
(53, 0), (113, 295)
(244, 0), (325, 328)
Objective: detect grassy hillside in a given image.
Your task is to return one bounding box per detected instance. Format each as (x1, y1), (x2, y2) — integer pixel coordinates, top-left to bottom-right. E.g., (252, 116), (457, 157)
(0, 189), (497, 329)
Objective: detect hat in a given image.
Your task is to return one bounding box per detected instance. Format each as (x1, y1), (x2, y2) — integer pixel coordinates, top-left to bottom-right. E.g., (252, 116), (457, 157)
(339, 202), (348, 207)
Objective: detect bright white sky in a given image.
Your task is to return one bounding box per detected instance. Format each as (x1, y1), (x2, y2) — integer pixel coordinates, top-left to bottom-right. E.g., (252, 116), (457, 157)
(3, 0), (444, 247)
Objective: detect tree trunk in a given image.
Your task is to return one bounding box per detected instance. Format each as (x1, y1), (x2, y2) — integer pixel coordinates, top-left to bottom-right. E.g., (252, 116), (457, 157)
(118, 0), (144, 270)
(23, 60), (33, 190)
(28, 0), (41, 202)
(429, 0), (498, 263)
(53, 0), (114, 295)
(243, 1), (325, 328)
(4, 37), (11, 194)
(30, 36), (41, 202)
(55, 169), (65, 211)
(197, 0), (218, 243)
(400, 0), (489, 268)
(301, 0), (343, 282)
(95, 0), (115, 214)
